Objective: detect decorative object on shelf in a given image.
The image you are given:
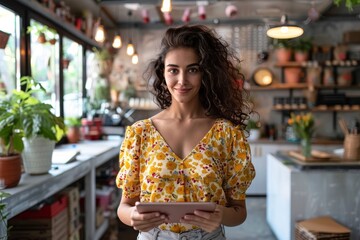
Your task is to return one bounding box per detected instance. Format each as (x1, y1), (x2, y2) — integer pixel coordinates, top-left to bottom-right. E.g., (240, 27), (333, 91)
(272, 39), (293, 63)
(0, 191), (11, 239)
(0, 30), (10, 49)
(65, 117), (82, 143)
(288, 112), (315, 158)
(285, 67), (302, 84)
(333, 44), (348, 61)
(27, 23), (57, 45)
(266, 14), (304, 39)
(339, 118), (360, 161)
(293, 38), (313, 62)
(252, 67), (274, 86)
(246, 119), (262, 141)
(0, 76), (65, 175)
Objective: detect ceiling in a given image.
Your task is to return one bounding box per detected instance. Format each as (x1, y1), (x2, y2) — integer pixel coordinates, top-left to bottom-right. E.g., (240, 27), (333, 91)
(63, 0), (360, 29)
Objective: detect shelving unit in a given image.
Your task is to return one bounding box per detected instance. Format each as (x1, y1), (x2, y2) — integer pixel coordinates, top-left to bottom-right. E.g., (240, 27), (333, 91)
(266, 60), (360, 129)
(1, 140), (122, 240)
(16, 0), (100, 48)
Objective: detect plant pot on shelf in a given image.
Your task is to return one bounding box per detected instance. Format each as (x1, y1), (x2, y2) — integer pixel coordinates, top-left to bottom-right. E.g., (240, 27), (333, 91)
(48, 38), (57, 45)
(294, 51), (309, 63)
(276, 48), (292, 63)
(63, 58), (71, 69)
(285, 67), (302, 84)
(0, 30), (10, 49)
(67, 126), (81, 143)
(21, 137), (55, 175)
(37, 33), (47, 44)
(0, 154), (22, 188)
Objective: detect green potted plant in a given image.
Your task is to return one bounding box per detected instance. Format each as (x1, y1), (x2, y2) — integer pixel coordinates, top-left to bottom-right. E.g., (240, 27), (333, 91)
(65, 117), (82, 143)
(0, 76), (65, 175)
(334, 0), (360, 11)
(292, 38), (313, 62)
(93, 47), (113, 77)
(246, 119), (261, 141)
(0, 191), (11, 239)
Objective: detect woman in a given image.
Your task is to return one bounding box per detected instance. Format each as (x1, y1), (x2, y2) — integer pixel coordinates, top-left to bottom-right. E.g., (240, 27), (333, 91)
(116, 25), (255, 240)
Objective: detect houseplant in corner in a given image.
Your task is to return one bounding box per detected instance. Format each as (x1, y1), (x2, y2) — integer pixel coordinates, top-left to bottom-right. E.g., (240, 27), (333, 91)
(0, 76), (65, 175)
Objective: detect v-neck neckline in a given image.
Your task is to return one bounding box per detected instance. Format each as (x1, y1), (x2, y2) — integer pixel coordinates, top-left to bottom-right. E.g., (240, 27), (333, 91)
(148, 118), (219, 161)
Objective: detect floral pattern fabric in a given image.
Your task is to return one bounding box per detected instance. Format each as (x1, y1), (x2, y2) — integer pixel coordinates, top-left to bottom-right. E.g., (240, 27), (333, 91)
(116, 118), (255, 233)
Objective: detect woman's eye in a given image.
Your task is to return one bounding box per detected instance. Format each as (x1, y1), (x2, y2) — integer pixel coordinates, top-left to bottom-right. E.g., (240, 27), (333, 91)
(188, 68), (199, 73)
(168, 69), (178, 74)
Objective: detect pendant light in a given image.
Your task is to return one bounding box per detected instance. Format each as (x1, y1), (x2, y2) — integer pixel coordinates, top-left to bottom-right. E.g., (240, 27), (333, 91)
(95, 24), (105, 43)
(161, 0), (172, 13)
(132, 51), (139, 64)
(266, 14), (304, 39)
(126, 11), (135, 56)
(127, 40), (135, 56)
(112, 34), (122, 48)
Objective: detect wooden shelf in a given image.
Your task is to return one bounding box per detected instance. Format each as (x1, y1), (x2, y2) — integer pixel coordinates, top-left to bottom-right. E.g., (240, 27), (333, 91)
(272, 106), (360, 112)
(250, 83), (308, 91)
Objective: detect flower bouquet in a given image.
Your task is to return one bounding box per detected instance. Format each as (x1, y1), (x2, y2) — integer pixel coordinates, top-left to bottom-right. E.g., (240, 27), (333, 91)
(288, 112), (315, 158)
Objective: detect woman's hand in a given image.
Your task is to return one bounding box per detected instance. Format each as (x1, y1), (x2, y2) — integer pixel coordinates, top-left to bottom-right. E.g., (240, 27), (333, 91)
(130, 203), (168, 232)
(180, 204), (224, 233)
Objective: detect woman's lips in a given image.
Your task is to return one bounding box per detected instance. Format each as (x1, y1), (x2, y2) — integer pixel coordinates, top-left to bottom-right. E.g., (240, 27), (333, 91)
(175, 88), (191, 93)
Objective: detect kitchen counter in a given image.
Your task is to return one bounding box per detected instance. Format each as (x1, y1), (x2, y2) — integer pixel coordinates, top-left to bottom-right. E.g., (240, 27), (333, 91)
(1, 139), (122, 240)
(266, 153), (360, 240)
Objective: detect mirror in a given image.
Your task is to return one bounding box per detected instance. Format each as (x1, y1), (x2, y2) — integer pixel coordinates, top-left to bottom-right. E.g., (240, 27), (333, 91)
(252, 67), (273, 86)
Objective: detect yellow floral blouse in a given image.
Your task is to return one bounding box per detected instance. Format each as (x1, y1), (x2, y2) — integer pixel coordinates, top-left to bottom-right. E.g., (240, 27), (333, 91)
(116, 118), (255, 233)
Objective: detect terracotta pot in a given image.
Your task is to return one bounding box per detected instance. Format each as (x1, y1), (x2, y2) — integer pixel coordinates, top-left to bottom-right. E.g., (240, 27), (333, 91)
(63, 59), (71, 69)
(294, 51), (309, 63)
(285, 67), (302, 84)
(67, 127), (81, 143)
(37, 33), (47, 44)
(48, 38), (57, 45)
(0, 154), (22, 188)
(276, 48), (292, 63)
(0, 30), (10, 49)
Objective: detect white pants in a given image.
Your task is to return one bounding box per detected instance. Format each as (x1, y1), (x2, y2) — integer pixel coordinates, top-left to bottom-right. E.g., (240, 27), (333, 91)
(137, 226), (226, 240)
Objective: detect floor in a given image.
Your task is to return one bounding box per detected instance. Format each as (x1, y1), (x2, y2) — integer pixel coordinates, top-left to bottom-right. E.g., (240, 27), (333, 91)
(103, 197), (277, 240)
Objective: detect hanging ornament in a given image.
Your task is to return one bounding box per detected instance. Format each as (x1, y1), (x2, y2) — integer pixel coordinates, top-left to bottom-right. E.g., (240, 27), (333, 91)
(225, 4), (238, 18)
(198, 5), (206, 20)
(163, 12), (173, 25)
(182, 8), (191, 23)
(142, 9), (150, 24)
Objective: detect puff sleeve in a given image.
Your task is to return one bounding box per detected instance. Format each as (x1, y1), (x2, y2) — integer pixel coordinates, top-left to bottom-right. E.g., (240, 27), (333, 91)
(116, 125), (142, 199)
(224, 126), (255, 201)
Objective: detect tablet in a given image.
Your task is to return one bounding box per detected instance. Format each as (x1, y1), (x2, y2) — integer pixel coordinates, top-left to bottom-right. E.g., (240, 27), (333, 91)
(135, 202), (216, 223)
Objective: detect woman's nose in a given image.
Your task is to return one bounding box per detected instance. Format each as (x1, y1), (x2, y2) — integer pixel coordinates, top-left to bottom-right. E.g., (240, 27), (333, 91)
(177, 71), (187, 85)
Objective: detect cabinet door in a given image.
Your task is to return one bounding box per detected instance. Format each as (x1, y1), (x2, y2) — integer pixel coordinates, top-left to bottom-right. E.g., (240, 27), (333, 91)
(247, 143), (298, 195)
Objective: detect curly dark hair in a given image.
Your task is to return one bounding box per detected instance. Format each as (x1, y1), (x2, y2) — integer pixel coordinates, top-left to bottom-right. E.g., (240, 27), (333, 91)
(144, 24), (253, 127)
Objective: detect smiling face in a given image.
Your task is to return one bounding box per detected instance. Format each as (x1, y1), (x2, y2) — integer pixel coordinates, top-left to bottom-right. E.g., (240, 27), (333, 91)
(163, 47), (202, 106)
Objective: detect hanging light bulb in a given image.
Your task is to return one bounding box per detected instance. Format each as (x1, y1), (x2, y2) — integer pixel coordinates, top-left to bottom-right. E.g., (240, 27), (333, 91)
(95, 24), (105, 42)
(112, 34), (122, 48)
(132, 52), (139, 64)
(266, 14), (304, 39)
(127, 41), (135, 56)
(161, 0), (172, 13)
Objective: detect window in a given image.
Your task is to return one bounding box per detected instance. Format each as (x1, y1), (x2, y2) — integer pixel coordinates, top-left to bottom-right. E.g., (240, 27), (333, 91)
(29, 19), (59, 114)
(63, 37), (83, 118)
(0, 5), (20, 93)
